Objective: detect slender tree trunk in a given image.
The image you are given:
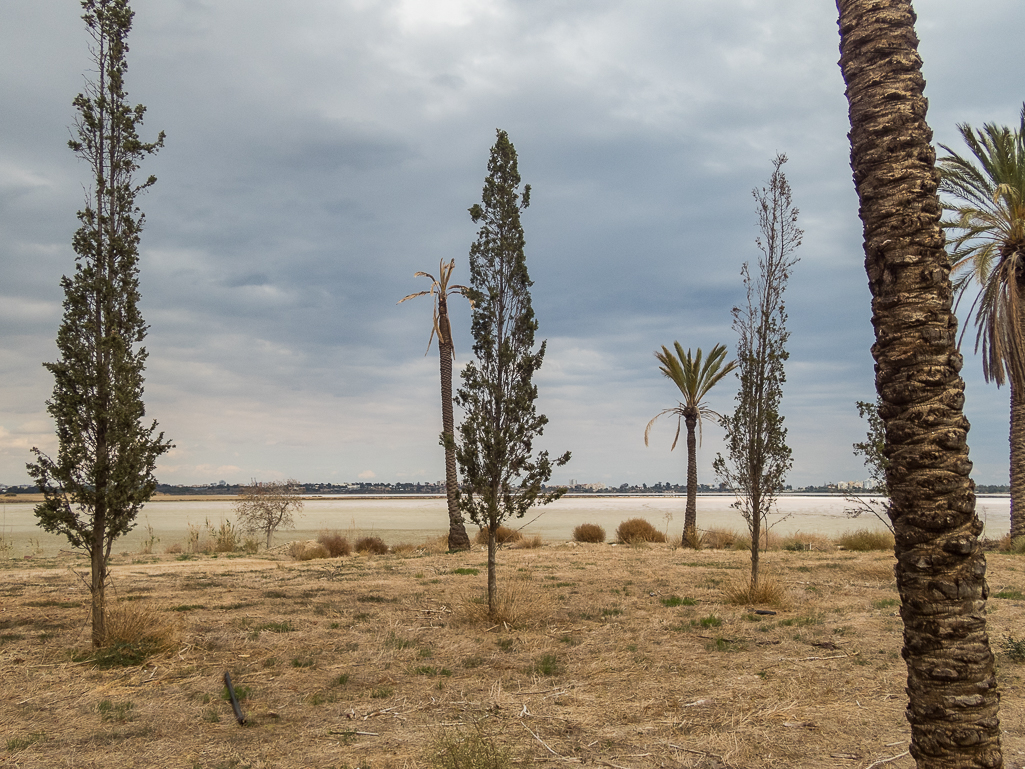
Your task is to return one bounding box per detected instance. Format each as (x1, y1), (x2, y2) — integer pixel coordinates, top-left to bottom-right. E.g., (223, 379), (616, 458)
(487, 524), (498, 618)
(749, 485), (760, 592)
(439, 298), (470, 551)
(684, 412), (698, 547)
(1011, 288), (1025, 540)
(90, 521), (106, 648)
(837, 2), (1002, 767)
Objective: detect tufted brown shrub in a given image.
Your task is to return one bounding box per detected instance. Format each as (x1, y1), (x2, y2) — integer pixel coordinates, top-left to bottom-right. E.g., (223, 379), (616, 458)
(572, 523), (606, 543)
(616, 518), (666, 544)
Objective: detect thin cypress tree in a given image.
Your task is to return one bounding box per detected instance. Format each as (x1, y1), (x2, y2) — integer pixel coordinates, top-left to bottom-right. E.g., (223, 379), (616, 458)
(27, 0), (171, 648)
(456, 129), (570, 617)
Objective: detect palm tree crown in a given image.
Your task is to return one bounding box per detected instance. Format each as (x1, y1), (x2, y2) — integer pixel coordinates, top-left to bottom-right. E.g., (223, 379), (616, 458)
(939, 107), (1025, 540)
(644, 342), (736, 450)
(938, 107), (1025, 389)
(398, 259), (472, 356)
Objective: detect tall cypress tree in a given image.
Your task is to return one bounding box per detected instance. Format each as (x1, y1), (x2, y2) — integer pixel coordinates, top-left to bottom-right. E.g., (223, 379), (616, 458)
(456, 130), (570, 617)
(27, 0), (171, 648)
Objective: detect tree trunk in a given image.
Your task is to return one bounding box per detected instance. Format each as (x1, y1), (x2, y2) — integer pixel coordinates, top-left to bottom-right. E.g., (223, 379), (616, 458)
(439, 298), (470, 551)
(837, 2), (1002, 766)
(749, 485), (760, 593)
(487, 525), (498, 618)
(684, 412), (698, 547)
(90, 524), (106, 648)
(1011, 288), (1025, 540)
(1011, 379), (1025, 540)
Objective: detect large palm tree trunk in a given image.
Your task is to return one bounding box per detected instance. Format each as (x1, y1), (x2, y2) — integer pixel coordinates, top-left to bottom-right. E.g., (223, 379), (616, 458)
(439, 298), (470, 551)
(837, 2), (1002, 767)
(1011, 288), (1025, 540)
(684, 412), (698, 546)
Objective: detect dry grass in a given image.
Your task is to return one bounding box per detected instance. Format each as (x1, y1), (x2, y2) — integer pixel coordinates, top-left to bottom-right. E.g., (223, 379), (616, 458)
(509, 534), (542, 549)
(702, 526), (742, 549)
(316, 530), (351, 557)
(721, 574), (791, 608)
(286, 540), (330, 561)
(454, 578), (555, 629)
(836, 528), (895, 552)
(355, 535), (389, 554)
(3, 540), (1024, 768)
(781, 532), (834, 552)
(615, 518), (666, 544)
(572, 523), (606, 543)
(474, 526), (523, 546)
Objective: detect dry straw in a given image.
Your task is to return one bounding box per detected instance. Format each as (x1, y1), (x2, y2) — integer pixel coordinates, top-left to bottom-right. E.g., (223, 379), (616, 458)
(454, 578), (554, 629)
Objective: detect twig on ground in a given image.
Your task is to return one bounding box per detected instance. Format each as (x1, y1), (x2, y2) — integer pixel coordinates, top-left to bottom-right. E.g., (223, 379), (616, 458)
(863, 751), (909, 769)
(520, 722), (579, 762)
(669, 743), (732, 767)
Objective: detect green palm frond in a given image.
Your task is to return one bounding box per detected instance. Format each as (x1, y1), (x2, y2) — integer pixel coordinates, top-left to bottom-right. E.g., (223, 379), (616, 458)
(938, 105), (1025, 389)
(645, 342), (737, 448)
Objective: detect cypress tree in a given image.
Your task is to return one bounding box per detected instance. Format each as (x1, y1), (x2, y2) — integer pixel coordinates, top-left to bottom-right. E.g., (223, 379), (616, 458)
(456, 130), (570, 617)
(27, 0), (171, 648)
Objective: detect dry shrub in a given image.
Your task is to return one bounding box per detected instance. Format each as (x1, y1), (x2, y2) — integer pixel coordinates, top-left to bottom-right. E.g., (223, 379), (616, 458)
(682, 528), (703, 549)
(420, 535), (451, 554)
(781, 532), (833, 552)
(721, 575), (790, 608)
(286, 540), (329, 560)
(998, 534), (1025, 555)
(97, 601), (181, 667)
(572, 523), (605, 543)
(428, 727), (513, 769)
(509, 534), (542, 549)
(455, 579), (554, 629)
(473, 526), (523, 546)
(164, 542), (183, 555)
(391, 542), (420, 555)
(702, 527), (741, 549)
(616, 518), (666, 544)
(212, 521), (239, 553)
(317, 531), (351, 557)
(356, 536), (390, 555)
(836, 528), (895, 552)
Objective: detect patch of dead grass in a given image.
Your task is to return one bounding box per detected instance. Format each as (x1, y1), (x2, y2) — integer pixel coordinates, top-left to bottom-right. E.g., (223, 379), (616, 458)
(454, 578), (555, 629)
(0, 539), (1019, 769)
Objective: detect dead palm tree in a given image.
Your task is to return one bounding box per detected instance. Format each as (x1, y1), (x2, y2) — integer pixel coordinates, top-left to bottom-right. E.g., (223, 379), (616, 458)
(399, 259), (473, 551)
(938, 109), (1025, 539)
(837, 0), (1002, 766)
(644, 343), (736, 547)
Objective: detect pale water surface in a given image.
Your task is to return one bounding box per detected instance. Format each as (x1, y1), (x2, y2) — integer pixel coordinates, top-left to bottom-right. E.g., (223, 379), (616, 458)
(0, 494), (1010, 558)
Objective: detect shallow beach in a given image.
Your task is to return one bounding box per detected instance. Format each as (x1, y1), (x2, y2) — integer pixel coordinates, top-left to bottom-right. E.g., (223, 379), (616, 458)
(0, 493), (1010, 558)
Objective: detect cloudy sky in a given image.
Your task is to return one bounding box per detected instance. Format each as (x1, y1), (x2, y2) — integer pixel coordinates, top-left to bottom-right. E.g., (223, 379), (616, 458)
(1, 0), (1021, 489)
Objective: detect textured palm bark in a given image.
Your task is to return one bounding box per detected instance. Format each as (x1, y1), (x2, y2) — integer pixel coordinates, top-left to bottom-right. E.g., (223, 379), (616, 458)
(684, 412), (698, 546)
(1012, 290), (1025, 540)
(439, 294), (470, 551)
(837, 1), (1001, 766)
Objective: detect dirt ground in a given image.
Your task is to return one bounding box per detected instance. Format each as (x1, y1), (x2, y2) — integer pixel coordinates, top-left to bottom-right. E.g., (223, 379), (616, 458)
(2, 541), (1024, 769)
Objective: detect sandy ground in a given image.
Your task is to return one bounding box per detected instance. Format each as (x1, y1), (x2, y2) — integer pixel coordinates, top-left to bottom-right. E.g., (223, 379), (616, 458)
(1, 539), (1024, 769)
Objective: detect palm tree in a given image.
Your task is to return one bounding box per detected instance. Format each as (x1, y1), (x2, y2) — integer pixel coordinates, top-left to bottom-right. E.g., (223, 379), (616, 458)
(837, 0), (1002, 766)
(937, 109), (1025, 540)
(644, 343), (736, 547)
(399, 259), (473, 551)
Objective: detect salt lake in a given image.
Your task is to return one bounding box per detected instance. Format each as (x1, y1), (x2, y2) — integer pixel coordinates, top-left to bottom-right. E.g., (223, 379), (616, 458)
(0, 493), (1011, 558)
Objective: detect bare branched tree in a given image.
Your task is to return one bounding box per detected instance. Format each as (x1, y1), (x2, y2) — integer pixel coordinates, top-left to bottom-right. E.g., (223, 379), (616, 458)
(234, 479), (304, 549)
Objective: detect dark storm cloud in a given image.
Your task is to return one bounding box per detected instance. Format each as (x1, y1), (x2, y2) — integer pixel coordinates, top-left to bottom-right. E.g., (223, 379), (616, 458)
(1, 0), (1021, 486)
